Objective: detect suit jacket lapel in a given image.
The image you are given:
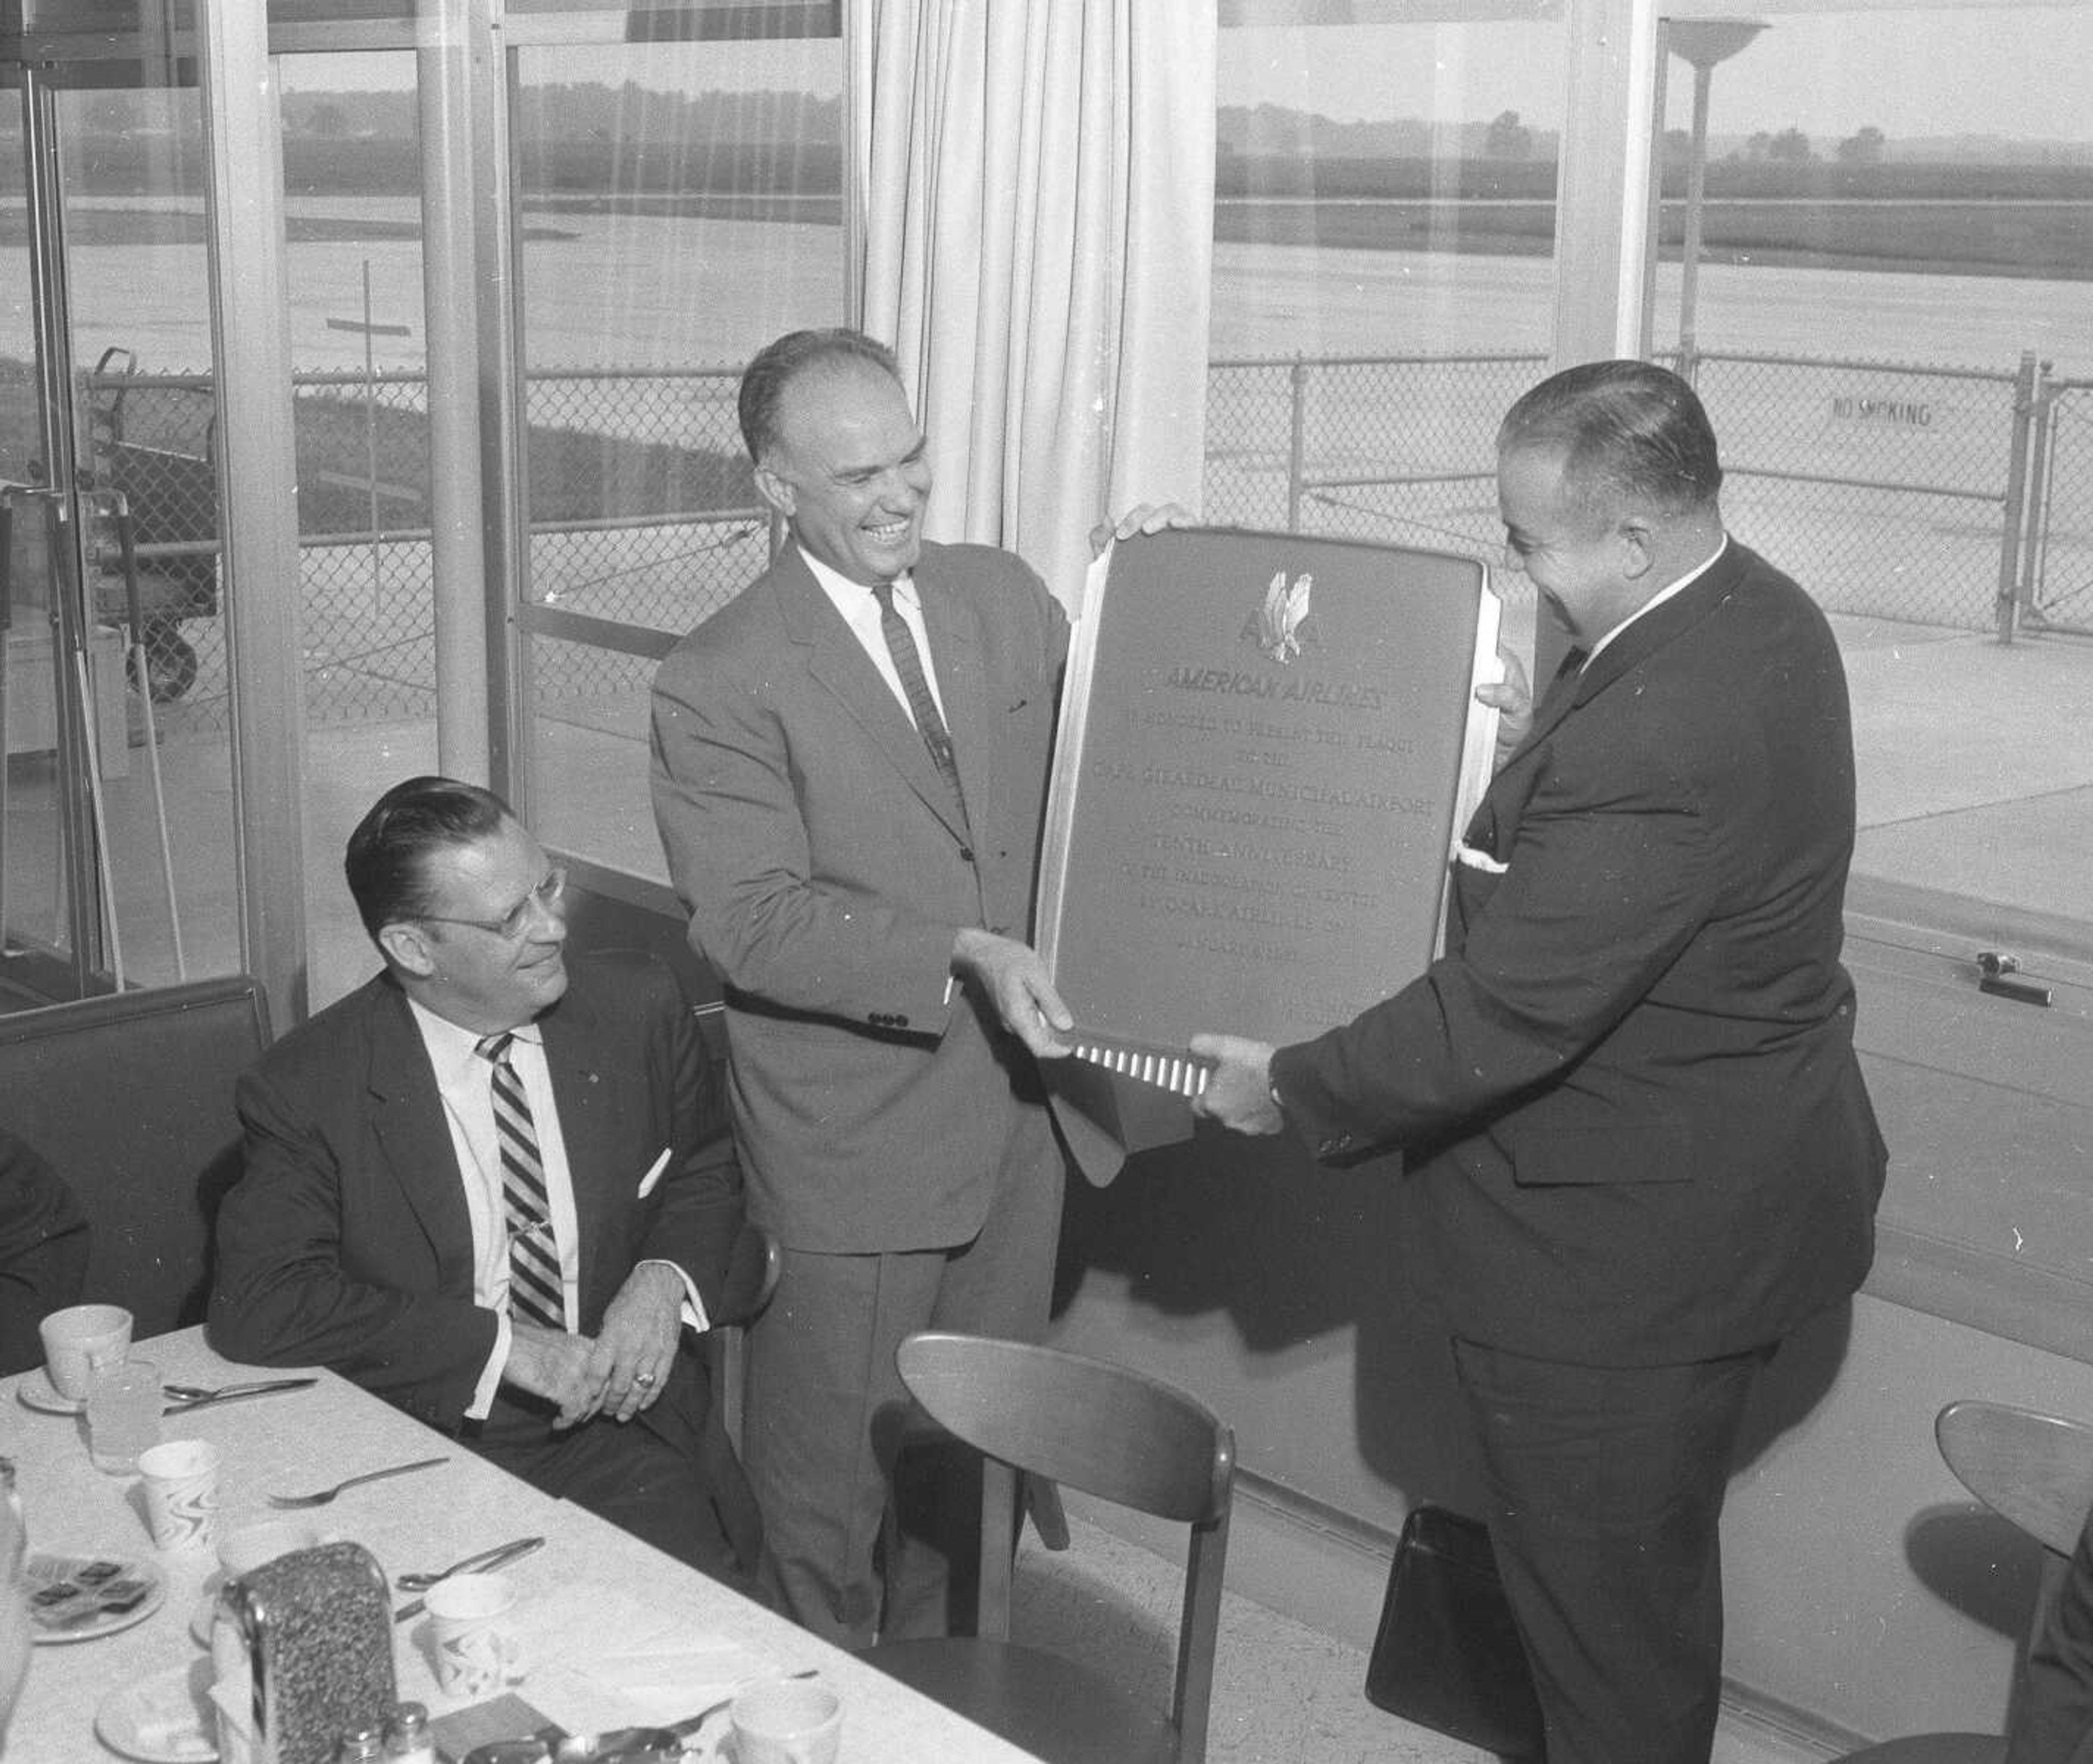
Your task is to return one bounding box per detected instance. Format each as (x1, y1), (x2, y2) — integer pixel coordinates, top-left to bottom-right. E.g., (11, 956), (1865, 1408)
(778, 543), (972, 844)
(362, 980), (476, 1291)
(540, 987), (618, 1318)
(1472, 546), (1742, 859)
(1511, 545), (1744, 761)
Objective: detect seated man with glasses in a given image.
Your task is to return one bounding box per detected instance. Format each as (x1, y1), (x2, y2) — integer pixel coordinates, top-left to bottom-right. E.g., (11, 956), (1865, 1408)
(209, 775), (757, 1586)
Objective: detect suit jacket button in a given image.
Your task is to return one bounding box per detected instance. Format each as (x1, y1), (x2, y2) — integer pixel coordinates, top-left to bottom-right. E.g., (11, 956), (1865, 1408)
(959, 847), (975, 863)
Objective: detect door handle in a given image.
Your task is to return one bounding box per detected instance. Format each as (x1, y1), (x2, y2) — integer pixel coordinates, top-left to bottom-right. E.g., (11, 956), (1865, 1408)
(0, 484), (64, 641)
(1976, 951), (2052, 1007)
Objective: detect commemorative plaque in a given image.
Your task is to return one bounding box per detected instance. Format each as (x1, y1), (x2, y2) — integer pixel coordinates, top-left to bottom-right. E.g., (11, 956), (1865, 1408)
(1037, 527), (1501, 1154)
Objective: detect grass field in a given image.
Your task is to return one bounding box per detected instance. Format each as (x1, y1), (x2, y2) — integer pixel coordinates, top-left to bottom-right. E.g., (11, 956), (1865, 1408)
(1215, 196), (2093, 280)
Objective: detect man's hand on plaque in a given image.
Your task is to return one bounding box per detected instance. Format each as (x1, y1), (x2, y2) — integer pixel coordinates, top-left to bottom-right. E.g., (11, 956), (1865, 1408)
(1088, 501), (1197, 557)
(1474, 643), (1533, 764)
(1187, 1034), (1285, 1136)
(952, 928), (1076, 1059)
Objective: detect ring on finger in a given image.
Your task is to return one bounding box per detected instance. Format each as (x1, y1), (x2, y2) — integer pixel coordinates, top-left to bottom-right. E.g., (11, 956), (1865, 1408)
(633, 1370), (656, 1387)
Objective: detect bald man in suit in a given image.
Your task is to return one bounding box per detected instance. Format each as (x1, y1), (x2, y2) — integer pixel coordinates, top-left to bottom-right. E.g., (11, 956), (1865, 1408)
(1195, 361), (1885, 1763)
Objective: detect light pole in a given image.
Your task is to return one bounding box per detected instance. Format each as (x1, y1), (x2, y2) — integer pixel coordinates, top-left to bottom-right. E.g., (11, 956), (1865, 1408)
(1667, 17), (1766, 378)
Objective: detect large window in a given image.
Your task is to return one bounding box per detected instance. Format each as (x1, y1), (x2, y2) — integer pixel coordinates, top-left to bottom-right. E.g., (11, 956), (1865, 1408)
(1208, 17), (1568, 696)
(0, 69), (245, 1003)
(1645, 4), (2093, 928)
(510, 32), (846, 884)
(271, 50), (435, 1006)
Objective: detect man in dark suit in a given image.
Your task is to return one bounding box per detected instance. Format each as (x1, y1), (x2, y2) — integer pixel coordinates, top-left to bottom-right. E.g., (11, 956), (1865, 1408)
(650, 329), (1094, 1645)
(0, 1127), (89, 1376)
(209, 776), (755, 1584)
(1193, 360), (1886, 1763)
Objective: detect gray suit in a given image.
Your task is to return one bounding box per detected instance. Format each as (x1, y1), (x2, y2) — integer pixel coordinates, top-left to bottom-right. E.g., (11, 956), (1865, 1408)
(651, 539), (1067, 1641)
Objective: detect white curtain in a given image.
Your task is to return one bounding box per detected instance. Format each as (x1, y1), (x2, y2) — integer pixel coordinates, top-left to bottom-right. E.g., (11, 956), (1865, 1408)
(851, 0), (1217, 612)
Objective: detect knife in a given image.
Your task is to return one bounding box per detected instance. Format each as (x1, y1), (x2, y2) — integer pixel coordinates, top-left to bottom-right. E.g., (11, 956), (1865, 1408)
(393, 1535), (546, 1623)
(161, 1378), (320, 1415)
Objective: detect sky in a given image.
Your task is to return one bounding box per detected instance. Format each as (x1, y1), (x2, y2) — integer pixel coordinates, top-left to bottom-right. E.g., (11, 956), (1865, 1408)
(1217, 9), (2093, 144)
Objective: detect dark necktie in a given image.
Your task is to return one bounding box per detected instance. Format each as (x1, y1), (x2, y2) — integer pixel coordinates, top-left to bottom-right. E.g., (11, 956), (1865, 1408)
(872, 581), (969, 825)
(475, 1031), (564, 1331)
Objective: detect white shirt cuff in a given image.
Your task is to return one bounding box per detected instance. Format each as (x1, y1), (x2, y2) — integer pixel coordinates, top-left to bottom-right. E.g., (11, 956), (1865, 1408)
(638, 1258), (711, 1334)
(469, 1310), (512, 1419)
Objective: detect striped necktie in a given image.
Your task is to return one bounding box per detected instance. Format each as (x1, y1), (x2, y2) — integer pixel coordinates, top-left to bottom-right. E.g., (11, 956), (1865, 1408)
(871, 581), (969, 827)
(474, 1031), (564, 1331)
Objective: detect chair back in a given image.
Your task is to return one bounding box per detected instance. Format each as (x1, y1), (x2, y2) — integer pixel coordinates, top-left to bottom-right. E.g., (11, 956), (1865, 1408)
(899, 1332), (1233, 1524)
(1938, 1400), (2093, 1557)
(0, 975), (269, 1337)
(710, 1222), (781, 1332)
(897, 1331), (1235, 1762)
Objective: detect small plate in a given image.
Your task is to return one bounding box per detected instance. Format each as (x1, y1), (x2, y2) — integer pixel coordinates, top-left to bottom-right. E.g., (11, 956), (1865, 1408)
(96, 1660), (219, 1762)
(15, 1367), (89, 1415)
(25, 1551), (166, 1644)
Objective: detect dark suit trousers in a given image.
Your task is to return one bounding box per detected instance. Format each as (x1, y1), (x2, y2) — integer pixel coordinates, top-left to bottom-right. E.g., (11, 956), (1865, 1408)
(467, 1386), (753, 1598)
(742, 1135), (1064, 1649)
(1451, 1336), (1772, 1764)
(2008, 1509), (2093, 1764)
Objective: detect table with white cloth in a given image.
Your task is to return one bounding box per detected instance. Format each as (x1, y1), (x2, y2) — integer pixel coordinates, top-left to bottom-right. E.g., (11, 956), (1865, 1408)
(1, 1326), (1044, 1762)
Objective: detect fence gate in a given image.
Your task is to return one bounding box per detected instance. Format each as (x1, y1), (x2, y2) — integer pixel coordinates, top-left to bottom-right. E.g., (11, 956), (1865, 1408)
(2019, 370), (2093, 638)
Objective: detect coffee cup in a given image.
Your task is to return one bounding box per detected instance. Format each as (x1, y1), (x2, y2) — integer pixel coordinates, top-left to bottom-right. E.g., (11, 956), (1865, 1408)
(425, 1572), (526, 1699)
(730, 1680), (842, 1764)
(217, 1519), (325, 1580)
(138, 1438), (221, 1554)
(39, 1304), (132, 1401)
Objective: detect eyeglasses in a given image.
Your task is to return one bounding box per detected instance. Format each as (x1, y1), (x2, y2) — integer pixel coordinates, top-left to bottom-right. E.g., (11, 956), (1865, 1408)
(416, 867), (567, 941)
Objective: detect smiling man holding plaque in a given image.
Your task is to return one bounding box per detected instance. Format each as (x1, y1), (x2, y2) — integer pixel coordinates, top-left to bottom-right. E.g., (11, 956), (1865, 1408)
(1193, 360), (1886, 1764)
(651, 329), (1167, 1647)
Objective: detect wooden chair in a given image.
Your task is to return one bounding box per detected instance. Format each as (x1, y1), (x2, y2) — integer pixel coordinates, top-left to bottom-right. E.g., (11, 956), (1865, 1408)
(0, 975), (269, 1338)
(1832, 1399), (2093, 1761)
(865, 1331), (1236, 1764)
(703, 1216), (780, 1444)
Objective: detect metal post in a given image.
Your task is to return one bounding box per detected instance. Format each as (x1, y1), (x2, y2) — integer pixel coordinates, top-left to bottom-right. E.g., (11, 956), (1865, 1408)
(1286, 357), (1307, 534)
(1678, 59), (1714, 380)
(2018, 360), (2056, 629)
(1995, 351), (2038, 644)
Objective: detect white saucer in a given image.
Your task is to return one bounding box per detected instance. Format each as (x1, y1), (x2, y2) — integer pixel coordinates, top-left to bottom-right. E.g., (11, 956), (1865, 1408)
(26, 1552), (166, 1644)
(95, 1660), (219, 1762)
(15, 1367), (88, 1415)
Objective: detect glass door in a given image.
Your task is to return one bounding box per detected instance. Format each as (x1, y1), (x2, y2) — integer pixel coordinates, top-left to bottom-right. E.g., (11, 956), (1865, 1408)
(0, 37), (237, 1004)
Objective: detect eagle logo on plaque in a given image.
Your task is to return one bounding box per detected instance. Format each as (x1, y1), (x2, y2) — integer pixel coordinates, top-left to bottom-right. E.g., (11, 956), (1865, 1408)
(1244, 570), (1317, 664)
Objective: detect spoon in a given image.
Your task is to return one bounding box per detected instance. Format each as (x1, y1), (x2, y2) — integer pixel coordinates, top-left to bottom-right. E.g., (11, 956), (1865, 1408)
(398, 1534), (546, 1592)
(161, 1378), (318, 1413)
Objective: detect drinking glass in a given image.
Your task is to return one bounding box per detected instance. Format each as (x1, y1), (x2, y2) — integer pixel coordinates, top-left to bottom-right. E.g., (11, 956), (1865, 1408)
(86, 1358), (162, 1473)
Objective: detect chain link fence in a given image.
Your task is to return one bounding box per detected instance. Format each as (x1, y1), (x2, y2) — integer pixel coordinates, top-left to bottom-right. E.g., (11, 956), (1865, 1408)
(84, 363), (763, 739)
(80, 346), (2080, 741)
(1686, 351), (2026, 630)
(1205, 347), (2059, 639)
(1207, 352), (1537, 589)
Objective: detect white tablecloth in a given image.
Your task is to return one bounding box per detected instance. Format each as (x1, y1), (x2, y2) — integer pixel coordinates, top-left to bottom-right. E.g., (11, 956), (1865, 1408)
(1, 1327), (1040, 1763)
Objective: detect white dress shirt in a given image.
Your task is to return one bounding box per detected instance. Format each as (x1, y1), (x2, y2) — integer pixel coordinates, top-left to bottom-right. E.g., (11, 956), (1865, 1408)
(801, 547), (952, 727)
(408, 1000), (707, 1419)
